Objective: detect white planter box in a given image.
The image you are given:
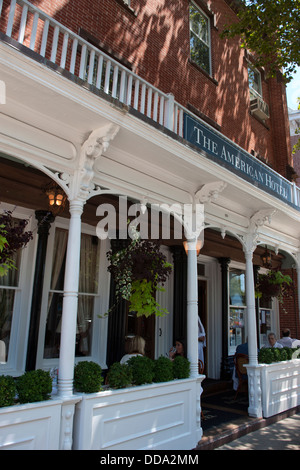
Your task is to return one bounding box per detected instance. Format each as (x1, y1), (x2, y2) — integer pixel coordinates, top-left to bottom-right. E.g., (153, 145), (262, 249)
(261, 359), (300, 418)
(0, 398), (62, 450)
(73, 377), (203, 450)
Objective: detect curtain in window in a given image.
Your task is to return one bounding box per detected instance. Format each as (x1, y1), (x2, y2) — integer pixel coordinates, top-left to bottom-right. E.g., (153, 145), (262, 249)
(44, 228), (68, 358)
(77, 234), (99, 356)
(0, 250), (21, 362)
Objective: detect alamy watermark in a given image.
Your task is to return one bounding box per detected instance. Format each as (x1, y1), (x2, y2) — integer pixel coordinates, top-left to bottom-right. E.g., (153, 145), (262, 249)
(95, 196), (204, 242)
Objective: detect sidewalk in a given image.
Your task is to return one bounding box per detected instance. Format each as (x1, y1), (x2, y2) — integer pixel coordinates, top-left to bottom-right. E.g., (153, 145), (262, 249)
(216, 413), (300, 450)
(196, 380), (300, 450)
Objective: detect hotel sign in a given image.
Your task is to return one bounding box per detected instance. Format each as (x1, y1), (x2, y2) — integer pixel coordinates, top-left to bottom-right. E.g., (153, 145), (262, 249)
(184, 113), (292, 205)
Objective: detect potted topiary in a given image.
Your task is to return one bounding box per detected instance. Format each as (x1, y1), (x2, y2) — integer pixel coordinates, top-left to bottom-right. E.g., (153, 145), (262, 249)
(105, 229), (172, 318)
(0, 375), (17, 407)
(74, 361), (103, 393)
(173, 356), (190, 379)
(106, 362), (133, 389)
(16, 369), (52, 403)
(153, 356), (174, 383)
(127, 355), (154, 385)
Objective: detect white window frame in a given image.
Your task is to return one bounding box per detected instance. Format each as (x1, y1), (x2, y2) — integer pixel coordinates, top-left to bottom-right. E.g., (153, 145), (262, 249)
(0, 203), (36, 376)
(189, 1), (211, 75)
(228, 263), (247, 356)
(248, 64), (263, 99)
(36, 218), (111, 371)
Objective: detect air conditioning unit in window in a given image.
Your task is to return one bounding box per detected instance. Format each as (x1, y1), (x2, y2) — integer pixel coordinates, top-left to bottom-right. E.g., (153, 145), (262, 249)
(250, 97), (270, 120)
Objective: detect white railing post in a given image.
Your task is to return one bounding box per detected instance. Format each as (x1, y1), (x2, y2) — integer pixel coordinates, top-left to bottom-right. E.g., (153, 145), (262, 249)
(292, 182), (298, 207)
(6, 0), (17, 37)
(164, 93), (175, 132)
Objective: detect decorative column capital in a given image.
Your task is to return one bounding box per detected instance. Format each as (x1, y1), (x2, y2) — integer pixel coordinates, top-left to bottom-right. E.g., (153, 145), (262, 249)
(58, 123), (119, 203)
(240, 209), (276, 257)
(35, 210), (55, 236)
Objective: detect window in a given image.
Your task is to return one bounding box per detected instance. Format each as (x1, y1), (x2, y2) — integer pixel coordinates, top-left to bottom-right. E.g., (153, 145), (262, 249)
(0, 247), (22, 363)
(229, 269), (246, 355)
(248, 65), (262, 98)
(42, 228), (101, 360)
(189, 2), (211, 74)
(0, 208), (34, 373)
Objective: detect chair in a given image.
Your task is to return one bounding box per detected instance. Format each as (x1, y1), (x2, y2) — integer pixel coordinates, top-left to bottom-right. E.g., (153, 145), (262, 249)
(234, 353), (248, 400)
(198, 359), (204, 375)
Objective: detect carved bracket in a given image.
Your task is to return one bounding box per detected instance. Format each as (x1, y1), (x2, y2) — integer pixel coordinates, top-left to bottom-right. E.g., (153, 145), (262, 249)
(51, 123), (119, 203)
(239, 208), (276, 256)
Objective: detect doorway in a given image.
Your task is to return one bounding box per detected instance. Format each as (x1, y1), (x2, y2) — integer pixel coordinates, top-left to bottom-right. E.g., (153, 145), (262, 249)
(198, 280), (207, 373)
(125, 307), (155, 359)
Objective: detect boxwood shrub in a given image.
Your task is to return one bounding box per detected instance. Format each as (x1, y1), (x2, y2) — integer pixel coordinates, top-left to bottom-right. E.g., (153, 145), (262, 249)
(0, 375), (17, 407)
(127, 355), (154, 385)
(258, 347), (298, 364)
(107, 362), (133, 389)
(153, 356), (174, 383)
(173, 356), (191, 379)
(16, 369), (52, 404)
(74, 361), (103, 393)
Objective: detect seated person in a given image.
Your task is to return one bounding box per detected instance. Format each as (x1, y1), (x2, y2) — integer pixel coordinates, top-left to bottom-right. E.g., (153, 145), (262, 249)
(278, 328), (294, 348)
(120, 335), (145, 364)
(169, 338), (185, 361)
(262, 332), (283, 349)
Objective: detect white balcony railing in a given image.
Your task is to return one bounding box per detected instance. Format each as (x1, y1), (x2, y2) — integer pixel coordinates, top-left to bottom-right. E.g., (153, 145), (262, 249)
(1, 0), (300, 210)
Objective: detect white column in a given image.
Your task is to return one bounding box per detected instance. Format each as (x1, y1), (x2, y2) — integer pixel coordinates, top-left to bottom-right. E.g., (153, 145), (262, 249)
(187, 238), (199, 378)
(58, 199), (84, 397)
(244, 247), (258, 366)
(295, 254), (300, 326)
(243, 237), (262, 418)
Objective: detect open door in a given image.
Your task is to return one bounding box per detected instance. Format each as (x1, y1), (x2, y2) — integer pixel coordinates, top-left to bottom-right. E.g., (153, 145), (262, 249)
(126, 308), (155, 359)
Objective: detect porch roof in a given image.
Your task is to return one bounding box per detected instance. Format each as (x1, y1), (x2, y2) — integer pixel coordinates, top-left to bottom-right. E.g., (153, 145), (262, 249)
(0, 0), (300, 258)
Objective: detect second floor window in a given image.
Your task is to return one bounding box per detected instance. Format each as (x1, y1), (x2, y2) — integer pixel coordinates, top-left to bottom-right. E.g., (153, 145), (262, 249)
(248, 65), (262, 98)
(189, 2), (211, 74)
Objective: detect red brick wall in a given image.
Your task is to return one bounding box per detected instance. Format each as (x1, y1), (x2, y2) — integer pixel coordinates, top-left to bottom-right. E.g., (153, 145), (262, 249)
(292, 135), (300, 186)
(279, 269), (300, 340)
(14, 0), (289, 177)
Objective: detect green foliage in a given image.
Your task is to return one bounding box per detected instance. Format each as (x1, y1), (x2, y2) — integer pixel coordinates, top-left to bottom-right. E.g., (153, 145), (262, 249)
(0, 375), (17, 407)
(74, 361), (103, 393)
(0, 224), (13, 277)
(104, 232), (172, 318)
(255, 269), (293, 303)
(153, 356), (174, 383)
(172, 356), (191, 379)
(107, 362), (133, 389)
(129, 279), (169, 318)
(16, 369), (52, 404)
(221, 0), (300, 82)
(127, 355), (154, 385)
(258, 347), (296, 364)
(0, 211), (33, 277)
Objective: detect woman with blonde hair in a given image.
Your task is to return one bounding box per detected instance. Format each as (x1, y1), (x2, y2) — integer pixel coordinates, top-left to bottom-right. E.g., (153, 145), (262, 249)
(120, 335), (145, 364)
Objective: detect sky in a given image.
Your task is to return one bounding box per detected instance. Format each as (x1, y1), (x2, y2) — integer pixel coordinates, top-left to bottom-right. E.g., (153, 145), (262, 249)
(286, 66), (300, 110)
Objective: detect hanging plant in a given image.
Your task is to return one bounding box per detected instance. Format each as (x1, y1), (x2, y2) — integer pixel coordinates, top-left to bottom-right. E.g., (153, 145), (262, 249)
(105, 230), (172, 318)
(255, 269), (293, 303)
(0, 210), (33, 277)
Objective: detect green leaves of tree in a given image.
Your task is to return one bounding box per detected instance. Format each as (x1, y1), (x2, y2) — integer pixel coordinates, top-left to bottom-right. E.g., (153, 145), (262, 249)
(221, 0), (300, 82)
